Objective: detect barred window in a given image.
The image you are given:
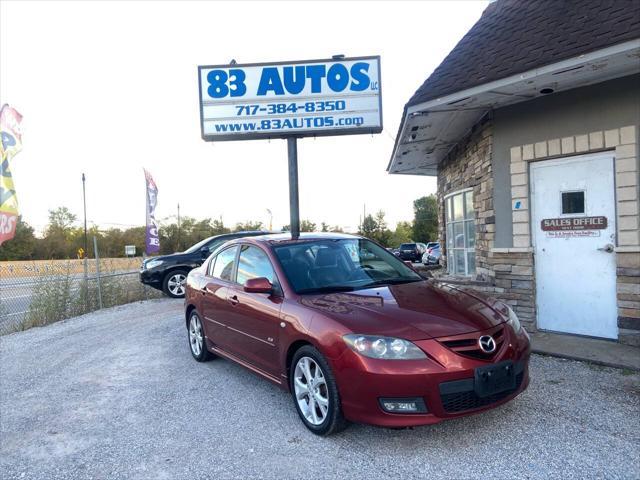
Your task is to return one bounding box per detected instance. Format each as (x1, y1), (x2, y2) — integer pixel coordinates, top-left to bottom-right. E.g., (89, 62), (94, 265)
(445, 189), (475, 276)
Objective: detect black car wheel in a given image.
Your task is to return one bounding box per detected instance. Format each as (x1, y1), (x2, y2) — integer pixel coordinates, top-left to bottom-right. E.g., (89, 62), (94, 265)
(163, 270), (188, 298)
(290, 345), (348, 436)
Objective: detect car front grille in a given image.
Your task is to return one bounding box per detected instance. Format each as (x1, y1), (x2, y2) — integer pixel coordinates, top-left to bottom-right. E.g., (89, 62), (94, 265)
(438, 326), (505, 360)
(439, 370), (524, 414)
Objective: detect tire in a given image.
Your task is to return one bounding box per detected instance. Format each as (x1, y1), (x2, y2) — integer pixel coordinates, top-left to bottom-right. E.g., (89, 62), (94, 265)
(188, 310), (213, 362)
(163, 270), (188, 298)
(290, 345), (347, 436)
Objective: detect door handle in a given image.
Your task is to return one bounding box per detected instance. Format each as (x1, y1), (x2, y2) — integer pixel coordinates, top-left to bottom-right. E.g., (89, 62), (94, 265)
(227, 295), (239, 306)
(597, 243), (614, 253)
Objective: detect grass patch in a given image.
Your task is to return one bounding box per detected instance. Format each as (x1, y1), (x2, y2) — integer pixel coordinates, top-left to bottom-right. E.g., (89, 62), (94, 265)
(18, 260), (163, 333)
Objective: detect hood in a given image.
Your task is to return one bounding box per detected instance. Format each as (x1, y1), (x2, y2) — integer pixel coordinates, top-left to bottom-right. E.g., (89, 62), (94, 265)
(300, 280), (506, 341)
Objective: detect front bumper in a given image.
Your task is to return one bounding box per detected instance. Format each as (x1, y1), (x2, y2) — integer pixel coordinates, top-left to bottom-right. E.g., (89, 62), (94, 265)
(139, 269), (163, 289)
(424, 254), (440, 265)
(332, 326), (531, 427)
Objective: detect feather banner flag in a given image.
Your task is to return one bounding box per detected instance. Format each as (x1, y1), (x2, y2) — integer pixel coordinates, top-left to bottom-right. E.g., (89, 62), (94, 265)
(144, 168), (160, 254)
(0, 104), (24, 246)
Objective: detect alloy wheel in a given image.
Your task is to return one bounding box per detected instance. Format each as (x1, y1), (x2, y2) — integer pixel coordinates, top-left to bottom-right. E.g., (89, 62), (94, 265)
(293, 356), (329, 426)
(189, 314), (203, 356)
(168, 273), (186, 296)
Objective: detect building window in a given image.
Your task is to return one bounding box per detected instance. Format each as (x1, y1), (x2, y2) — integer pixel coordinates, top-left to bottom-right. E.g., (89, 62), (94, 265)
(445, 189), (475, 276)
(561, 190), (585, 215)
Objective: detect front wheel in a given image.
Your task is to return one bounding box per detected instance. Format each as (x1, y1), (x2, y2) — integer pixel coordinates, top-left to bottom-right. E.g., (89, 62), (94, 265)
(290, 346), (347, 436)
(163, 270), (188, 298)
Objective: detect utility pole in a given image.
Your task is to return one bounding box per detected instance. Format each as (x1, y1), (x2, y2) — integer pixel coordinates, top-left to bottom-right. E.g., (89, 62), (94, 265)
(266, 209), (273, 231)
(363, 203), (367, 230)
(82, 173), (88, 256)
(81, 173), (88, 311)
(177, 203), (181, 251)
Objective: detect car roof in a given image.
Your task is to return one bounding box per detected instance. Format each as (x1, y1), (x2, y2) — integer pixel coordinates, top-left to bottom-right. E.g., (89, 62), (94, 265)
(206, 230), (271, 241)
(243, 231), (362, 245)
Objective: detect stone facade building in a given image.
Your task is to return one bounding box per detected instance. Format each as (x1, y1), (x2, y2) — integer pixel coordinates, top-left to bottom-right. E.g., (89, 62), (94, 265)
(388, 0), (640, 345)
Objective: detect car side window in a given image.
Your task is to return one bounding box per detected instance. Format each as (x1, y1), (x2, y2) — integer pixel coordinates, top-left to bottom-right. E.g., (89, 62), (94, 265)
(236, 245), (277, 287)
(210, 246), (239, 281)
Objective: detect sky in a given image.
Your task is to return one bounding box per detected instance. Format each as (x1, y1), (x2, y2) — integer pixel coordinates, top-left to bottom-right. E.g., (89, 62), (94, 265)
(0, 0), (488, 234)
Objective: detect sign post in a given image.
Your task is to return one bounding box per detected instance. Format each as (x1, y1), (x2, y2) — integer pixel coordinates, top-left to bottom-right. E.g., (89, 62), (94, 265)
(197, 56), (382, 237)
(287, 137), (300, 237)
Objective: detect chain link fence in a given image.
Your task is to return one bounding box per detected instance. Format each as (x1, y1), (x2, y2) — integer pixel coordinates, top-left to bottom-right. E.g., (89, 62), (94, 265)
(0, 256), (164, 336)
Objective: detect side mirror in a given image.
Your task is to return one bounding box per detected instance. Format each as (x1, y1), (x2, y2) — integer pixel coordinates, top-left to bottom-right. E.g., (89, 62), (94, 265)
(244, 277), (273, 294)
(200, 246), (210, 257)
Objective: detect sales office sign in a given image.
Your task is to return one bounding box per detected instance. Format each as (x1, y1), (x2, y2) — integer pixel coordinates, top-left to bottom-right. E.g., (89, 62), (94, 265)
(198, 56), (382, 141)
(541, 216), (607, 238)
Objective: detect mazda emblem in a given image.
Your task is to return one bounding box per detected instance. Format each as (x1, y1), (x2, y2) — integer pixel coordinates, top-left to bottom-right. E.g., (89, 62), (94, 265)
(478, 335), (496, 353)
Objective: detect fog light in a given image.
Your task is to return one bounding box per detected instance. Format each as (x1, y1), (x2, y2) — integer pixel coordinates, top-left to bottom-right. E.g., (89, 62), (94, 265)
(379, 397), (427, 414)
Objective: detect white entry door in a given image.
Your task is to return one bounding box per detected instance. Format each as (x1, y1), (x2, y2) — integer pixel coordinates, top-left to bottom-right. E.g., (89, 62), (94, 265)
(531, 152), (618, 339)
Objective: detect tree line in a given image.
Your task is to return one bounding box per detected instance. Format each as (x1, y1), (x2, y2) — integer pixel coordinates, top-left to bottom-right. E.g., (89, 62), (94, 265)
(0, 195), (438, 261)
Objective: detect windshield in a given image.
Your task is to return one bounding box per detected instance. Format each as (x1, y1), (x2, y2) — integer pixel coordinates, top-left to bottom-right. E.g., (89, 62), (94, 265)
(400, 243), (416, 250)
(183, 236), (216, 254)
(273, 238), (423, 294)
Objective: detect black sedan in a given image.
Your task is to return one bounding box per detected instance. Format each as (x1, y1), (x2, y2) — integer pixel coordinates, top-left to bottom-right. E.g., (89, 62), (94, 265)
(140, 231), (268, 297)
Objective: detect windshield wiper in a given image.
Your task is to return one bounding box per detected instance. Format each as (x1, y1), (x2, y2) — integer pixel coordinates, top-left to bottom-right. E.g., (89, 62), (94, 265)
(359, 278), (423, 288)
(297, 285), (356, 294)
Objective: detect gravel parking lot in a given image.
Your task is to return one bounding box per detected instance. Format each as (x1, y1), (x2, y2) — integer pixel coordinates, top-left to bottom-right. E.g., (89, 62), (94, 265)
(1, 298), (639, 480)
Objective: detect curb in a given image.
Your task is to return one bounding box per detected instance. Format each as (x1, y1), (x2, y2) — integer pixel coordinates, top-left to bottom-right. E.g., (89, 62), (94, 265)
(532, 348), (640, 372)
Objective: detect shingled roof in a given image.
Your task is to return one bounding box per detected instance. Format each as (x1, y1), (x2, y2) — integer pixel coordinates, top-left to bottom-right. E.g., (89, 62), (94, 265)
(407, 0), (640, 107)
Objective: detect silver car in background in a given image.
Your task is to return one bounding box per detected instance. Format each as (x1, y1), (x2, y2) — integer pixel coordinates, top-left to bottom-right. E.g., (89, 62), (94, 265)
(422, 242), (441, 265)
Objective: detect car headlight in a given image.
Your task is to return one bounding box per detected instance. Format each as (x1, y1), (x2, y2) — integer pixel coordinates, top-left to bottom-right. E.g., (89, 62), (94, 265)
(145, 259), (164, 270)
(506, 305), (522, 333)
(343, 335), (426, 360)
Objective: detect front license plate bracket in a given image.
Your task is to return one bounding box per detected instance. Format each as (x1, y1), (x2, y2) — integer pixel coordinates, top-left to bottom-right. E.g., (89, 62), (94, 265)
(474, 360), (516, 398)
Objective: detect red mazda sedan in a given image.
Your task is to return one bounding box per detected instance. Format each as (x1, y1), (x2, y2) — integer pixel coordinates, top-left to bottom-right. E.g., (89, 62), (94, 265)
(184, 233), (530, 435)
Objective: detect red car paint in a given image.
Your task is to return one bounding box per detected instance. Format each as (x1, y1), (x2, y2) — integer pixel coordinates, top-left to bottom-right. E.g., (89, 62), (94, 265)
(184, 233), (530, 427)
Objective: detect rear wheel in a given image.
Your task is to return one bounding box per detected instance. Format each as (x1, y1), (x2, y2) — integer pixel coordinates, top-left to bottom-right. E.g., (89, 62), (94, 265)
(188, 310), (212, 362)
(290, 346), (347, 436)
(163, 270), (188, 298)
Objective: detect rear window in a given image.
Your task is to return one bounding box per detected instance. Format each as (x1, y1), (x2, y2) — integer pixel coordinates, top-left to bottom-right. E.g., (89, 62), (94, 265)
(400, 243), (416, 249)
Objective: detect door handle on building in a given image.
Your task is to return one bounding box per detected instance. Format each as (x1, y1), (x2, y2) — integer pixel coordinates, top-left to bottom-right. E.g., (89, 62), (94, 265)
(597, 243), (614, 253)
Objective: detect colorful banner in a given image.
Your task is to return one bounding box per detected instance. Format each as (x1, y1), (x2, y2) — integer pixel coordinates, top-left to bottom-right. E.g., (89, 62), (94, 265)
(0, 104), (24, 246)
(144, 168), (160, 254)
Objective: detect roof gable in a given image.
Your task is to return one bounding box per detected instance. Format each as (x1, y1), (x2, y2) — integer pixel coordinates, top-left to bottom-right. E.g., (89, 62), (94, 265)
(408, 0), (640, 107)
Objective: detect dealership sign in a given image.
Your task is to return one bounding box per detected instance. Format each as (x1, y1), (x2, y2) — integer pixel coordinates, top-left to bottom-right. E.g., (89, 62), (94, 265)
(198, 56), (382, 141)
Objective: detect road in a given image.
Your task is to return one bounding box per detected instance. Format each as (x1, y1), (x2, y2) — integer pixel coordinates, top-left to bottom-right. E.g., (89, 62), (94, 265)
(1, 299), (638, 479)
(0, 271), (143, 334)
(0, 275), (41, 332)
